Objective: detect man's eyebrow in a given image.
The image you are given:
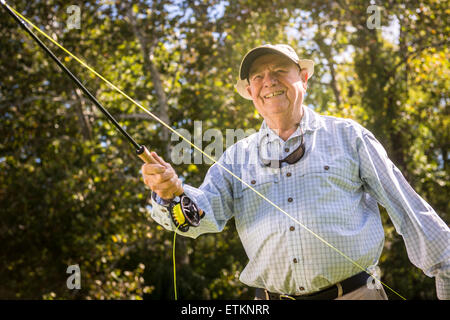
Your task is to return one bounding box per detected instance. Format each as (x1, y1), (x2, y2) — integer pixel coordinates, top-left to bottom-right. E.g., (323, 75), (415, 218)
(249, 61), (292, 76)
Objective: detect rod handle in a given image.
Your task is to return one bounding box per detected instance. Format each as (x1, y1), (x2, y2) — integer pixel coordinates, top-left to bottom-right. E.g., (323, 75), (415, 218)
(136, 145), (157, 164)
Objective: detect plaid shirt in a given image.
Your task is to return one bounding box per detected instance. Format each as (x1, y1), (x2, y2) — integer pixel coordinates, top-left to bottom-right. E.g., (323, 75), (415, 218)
(149, 105), (450, 299)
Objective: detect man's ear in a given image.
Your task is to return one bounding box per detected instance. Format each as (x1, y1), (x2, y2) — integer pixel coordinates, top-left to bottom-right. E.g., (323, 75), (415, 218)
(300, 69), (308, 90)
(246, 84), (253, 98)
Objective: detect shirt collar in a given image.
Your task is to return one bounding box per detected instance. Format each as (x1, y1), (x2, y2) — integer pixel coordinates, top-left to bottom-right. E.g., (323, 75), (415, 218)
(258, 105), (323, 144)
(300, 104), (324, 132)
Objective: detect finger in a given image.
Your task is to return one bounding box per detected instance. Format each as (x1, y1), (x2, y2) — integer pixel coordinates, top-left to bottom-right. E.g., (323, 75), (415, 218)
(153, 170), (174, 184)
(144, 176), (171, 192)
(143, 170), (174, 190)
(154, 176), (179, 192)
(159, 191), (175, 201)
(154, 181), (180, 200)
(143, 176), (154, 189)
(151, 152), (167, 167)
(142, 163), (166, 175)
(154, 184), (176, 200)
(150, 187), (172, 200)
(144, 172), (168, 189)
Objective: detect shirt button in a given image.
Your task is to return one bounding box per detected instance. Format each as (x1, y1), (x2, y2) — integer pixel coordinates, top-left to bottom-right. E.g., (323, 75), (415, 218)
(299, 286), (305, 291)
(324, 165), (330, 170)
(293, 258), (298, 263)
(251, 180), (256, 184)
(288, 197), (293, 203)
(289, 226), (295, 231)
(285, 147), (290, 152)
(286, 172), (292, 177)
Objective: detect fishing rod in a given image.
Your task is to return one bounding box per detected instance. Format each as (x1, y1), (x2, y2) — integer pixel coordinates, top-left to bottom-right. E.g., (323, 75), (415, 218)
(1, 1), (203, 232)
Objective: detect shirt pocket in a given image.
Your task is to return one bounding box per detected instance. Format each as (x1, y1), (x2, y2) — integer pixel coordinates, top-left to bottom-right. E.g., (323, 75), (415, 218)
(240, 169), (277, 204)
(294, 156), (363, 229)
(234, 169), (280, 235)
(320, 160), (361, 192)
(299, 151), (361, 188)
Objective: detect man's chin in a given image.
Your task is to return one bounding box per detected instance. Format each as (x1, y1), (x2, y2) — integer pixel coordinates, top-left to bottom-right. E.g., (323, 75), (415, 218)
(263, 102), (290, 113)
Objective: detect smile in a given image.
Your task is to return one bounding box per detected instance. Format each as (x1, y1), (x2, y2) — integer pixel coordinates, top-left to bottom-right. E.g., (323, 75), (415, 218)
(264, 90), (285, 99)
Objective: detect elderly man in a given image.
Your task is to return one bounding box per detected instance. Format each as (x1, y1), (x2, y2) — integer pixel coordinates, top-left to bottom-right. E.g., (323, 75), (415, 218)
(142, 44), (449, 300)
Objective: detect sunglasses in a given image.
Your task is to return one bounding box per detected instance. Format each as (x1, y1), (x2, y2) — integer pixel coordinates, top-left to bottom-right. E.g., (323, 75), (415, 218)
(259, 128), (305, 169)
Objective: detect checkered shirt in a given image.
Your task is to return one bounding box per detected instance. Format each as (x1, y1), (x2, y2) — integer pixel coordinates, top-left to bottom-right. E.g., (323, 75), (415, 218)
(149, 105), (450, 299)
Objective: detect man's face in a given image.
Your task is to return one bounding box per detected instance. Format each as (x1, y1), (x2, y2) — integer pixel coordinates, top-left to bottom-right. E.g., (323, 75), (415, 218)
(246, 53), (307, 122)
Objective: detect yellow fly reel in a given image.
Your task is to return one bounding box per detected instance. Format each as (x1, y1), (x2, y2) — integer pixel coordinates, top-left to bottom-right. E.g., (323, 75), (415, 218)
(169, 193), (204, 232)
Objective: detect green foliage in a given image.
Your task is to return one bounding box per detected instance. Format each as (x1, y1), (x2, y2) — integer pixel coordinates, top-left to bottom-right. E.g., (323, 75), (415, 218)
(0, 0), (447, 300)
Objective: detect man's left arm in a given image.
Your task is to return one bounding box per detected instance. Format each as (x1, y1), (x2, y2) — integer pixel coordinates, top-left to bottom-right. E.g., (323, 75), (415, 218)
(356, 127), (450, 299)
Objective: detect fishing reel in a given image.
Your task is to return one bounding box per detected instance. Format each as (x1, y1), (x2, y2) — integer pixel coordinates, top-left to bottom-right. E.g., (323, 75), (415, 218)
(169, 193), (205, 232)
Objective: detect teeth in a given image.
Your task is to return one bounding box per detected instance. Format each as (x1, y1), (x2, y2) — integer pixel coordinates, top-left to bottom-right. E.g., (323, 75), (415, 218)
(264, 91), (284, 99)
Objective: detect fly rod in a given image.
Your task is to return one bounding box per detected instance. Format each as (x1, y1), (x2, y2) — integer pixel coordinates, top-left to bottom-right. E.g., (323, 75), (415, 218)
(2, 1), (203, 231)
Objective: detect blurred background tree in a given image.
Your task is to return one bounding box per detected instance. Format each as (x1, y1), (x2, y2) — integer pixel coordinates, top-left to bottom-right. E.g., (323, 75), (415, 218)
(0, 0), (448, 299)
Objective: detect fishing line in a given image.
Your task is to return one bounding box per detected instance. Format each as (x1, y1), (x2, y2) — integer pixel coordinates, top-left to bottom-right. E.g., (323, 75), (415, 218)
(173, 224), (181, 300)
(3, 2), (406, 300)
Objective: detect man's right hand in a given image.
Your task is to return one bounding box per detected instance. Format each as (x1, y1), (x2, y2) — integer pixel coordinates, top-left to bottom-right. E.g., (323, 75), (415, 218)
(141, 151), (183, 201)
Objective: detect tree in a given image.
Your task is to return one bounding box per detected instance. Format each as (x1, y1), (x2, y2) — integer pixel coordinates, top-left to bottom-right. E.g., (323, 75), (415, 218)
(1, 0), (447, 300)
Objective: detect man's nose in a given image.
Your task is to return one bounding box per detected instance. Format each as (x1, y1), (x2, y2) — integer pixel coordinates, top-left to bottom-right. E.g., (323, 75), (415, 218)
(263, 72), (278, 87)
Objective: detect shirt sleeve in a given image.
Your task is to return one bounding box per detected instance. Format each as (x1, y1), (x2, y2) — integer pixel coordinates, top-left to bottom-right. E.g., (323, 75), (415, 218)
(356, 128), (450, 299)
(148, 151), (236, 239)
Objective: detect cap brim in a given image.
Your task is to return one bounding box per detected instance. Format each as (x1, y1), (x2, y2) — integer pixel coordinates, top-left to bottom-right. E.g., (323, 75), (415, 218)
(239, 47), (294, 80)
(235, 79), (252, 100)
